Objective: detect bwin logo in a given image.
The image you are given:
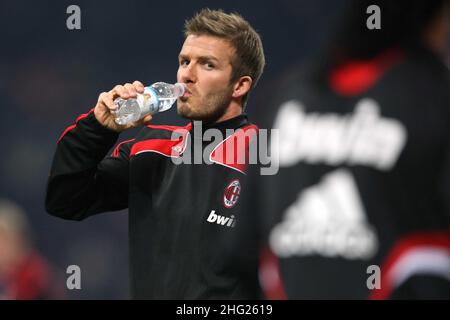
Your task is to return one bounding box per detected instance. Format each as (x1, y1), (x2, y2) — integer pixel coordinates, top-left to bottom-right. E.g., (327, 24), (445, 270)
(207, 210), (236, 228)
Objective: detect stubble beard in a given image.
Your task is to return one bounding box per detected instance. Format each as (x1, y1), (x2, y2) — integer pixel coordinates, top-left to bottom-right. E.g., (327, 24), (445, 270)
(177, 86), (233, 124)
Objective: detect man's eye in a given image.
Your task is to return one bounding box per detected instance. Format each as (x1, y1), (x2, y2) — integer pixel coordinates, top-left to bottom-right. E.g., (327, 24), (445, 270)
(205, 63), (215, 69)
(180, 60), (189, 66)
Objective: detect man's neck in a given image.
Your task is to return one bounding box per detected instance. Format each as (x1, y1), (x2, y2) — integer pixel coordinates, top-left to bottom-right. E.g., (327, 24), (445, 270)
(214, 101), (243, 124)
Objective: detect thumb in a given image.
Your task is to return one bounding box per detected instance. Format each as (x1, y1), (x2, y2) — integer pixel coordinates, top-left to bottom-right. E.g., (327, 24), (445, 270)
(142, 115), (153, 125)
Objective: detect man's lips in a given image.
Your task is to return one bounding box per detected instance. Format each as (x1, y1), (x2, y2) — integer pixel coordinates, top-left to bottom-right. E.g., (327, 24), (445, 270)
(182, 89), (193, 97)
(180, 87), (193, 101)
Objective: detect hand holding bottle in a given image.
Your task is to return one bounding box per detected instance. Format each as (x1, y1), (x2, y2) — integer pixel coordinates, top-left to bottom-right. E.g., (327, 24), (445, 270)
(113, 82), (185, 125)
(94, 80), (153, 132)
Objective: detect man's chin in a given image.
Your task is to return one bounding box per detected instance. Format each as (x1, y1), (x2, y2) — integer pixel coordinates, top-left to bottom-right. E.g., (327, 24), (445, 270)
(177, 109), (205, 121)
(177, 103), (202, 120)
(176, 104), (193, 119)
(176, 101), (228, 123)
(177, 107), (212, 122)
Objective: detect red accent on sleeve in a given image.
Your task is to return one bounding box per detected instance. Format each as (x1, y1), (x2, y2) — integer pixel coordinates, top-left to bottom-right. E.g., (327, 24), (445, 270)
(57, 108), (95, 143)
(369, 230), (450, 300)
(112, 139), (135, 158)
(329, 49), (403, 96)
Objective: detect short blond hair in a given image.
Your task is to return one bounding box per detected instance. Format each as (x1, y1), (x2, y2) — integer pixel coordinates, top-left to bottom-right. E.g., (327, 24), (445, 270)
(184, 9), (266, 107)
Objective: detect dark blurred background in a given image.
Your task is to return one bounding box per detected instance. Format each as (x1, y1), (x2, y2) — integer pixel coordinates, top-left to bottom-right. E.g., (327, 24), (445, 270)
(0, 0), (345, 299)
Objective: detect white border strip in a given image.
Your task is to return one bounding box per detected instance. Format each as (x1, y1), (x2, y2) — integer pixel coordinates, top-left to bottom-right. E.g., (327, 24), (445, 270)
(389, 246), (450, 289)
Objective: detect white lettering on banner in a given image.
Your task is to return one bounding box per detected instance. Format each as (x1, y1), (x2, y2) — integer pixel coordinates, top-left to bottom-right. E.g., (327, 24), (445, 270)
(269, 169), (378, 260)
(271, 98), (407, 170)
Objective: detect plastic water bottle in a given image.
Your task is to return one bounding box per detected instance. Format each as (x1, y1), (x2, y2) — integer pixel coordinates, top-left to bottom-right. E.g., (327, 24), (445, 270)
(113, 82), (185, 125)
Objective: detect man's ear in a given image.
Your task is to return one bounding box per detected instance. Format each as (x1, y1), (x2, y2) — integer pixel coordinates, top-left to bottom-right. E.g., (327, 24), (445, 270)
(232, 76), (253, 99)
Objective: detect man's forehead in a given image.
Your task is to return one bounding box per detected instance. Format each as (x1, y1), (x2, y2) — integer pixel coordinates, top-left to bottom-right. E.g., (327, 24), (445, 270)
(179, 34), (235, 59)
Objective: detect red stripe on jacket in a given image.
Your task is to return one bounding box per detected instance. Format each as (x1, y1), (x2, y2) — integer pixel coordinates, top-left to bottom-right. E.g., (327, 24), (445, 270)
(369, 230), (450, 300)
(329, 49), (403, 96)
(130, 123), (191, 157)
(210, 124), (259, 174)
(57, 109), (95, 143)
(112, 138), (135, 158)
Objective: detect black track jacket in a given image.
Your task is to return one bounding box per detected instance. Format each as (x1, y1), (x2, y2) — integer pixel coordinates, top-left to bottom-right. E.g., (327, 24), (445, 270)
(46, 111), (259, 299)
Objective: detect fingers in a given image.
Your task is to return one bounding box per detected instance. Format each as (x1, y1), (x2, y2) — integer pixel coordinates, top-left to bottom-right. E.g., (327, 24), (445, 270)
(133, 80), (145, 93)
(142, 114), (153, 125)
(124, 83), (138, 98)
(111, 84), (130, 99)
(98, 92), (117, 111)
(132, 114), (153, 128)
(98, 81), (147, 119)
(110, 81), (145, 100)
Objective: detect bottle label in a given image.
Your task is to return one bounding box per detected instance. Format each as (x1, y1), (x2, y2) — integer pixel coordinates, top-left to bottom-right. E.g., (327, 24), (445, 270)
(138, 87), (159, 115)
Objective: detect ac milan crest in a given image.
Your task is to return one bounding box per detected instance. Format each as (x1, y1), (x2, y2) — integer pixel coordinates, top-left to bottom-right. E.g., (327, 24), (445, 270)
(223, 180), (241, 208)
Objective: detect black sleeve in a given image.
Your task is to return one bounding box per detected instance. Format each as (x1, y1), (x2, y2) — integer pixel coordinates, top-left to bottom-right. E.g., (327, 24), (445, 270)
(393, 116), (450, 300)
(45, 110), (132, 220)
(390, 275), (450, 299)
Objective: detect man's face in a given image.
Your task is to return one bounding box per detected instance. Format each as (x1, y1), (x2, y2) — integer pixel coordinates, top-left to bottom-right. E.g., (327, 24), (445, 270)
(177, 34), (236, 122)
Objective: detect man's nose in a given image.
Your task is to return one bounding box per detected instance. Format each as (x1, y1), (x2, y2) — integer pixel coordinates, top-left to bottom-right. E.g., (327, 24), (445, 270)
(178, 64), (196, 83)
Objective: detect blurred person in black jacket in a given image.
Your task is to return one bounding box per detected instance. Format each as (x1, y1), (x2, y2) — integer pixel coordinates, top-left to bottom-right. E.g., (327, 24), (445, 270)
(232, 0), (450, 299)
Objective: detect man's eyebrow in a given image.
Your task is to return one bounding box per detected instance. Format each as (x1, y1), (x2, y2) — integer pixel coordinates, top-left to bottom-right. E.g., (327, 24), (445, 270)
(198, 56), (219, 63)
(178, 54), (219, 62)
